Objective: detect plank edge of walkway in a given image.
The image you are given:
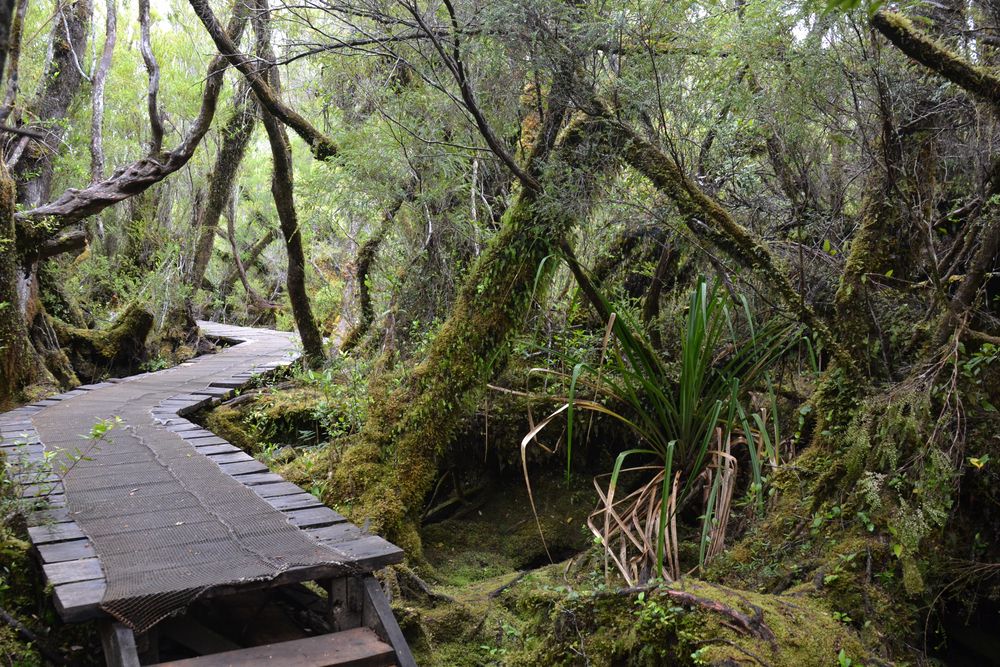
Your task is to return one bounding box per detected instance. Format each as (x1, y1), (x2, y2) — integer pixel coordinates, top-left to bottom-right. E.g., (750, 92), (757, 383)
(4, 322), (402, 626)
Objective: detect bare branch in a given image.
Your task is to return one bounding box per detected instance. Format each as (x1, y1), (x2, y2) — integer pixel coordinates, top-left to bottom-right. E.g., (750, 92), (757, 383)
(138, 0), (164, 154)
(90, 0), (116, 181)
(400, 0), (540, 192)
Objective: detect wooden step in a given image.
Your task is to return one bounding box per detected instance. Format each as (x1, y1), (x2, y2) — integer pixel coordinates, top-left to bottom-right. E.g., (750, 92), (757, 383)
(152, 627), (396, 667)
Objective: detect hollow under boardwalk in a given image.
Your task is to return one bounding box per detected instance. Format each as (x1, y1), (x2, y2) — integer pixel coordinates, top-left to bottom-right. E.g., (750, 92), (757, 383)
(1, 322), (413, 666)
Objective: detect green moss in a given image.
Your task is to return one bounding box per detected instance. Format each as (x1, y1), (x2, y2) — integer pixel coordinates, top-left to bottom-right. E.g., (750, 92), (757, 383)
(203, 404), (258, 451)
(51, 303), (153, 381)
(330, 115), (619, 555)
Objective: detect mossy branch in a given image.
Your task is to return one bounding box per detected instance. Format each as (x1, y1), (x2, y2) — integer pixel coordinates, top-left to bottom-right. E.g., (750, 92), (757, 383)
(872, 11), (1000, 110)
(604, 119), (855, 372)
(187, 0), (338, 160)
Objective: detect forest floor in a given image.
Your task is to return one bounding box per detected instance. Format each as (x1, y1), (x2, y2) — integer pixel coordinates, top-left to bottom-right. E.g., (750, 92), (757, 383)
(0, 367), (906, 666)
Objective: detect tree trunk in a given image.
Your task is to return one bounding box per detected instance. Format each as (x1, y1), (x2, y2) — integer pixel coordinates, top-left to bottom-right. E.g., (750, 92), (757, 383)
(138, 0), (163, 154)
(0, 162), (47, 407)
(90, 0), (117, 183)
(332, 114), (619, 555)
(216, 220), (277, 301)
(225, 200), (272, 317)
(11, 0), (91, 207)
(253, 0), (324, 365)
(340, 192), (409, 353)
(189, 88), (257, 296)
(0, 0), (27, 124)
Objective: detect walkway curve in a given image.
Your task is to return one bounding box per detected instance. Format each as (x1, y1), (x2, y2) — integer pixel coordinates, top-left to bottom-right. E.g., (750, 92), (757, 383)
(1, 322), (401, 633)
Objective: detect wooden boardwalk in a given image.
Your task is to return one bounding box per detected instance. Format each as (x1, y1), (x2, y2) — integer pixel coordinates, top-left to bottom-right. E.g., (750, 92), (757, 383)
(1, 322), (413, 666)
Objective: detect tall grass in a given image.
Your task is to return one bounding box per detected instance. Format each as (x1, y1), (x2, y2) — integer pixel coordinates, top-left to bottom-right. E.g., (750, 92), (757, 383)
(522, 277), (797, 583)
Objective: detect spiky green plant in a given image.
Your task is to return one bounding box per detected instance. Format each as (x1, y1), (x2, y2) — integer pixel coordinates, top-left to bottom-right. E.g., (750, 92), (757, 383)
(523, 277), (797, 582)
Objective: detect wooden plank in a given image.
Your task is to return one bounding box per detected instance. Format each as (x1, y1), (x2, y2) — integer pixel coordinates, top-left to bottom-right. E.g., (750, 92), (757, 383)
(217, 459), (268, 475)
(53, 578), (105, 622)
(43, 558), (104, 585)
(159, 616), (241, 656)
(37, 538), (96, 563)
(206, 451), (255, 465)
(100, 621), (140, 667)
(21, 482), (64, 498)
(208, 380), (244, 389)
(166, 422), (201, 433)
(193, 443), (240, 455)
(263, 492), (323, 512)
(363, 576), (417, 667)
(28, 522), (85, 544)
(187, 436), (230, 447)
(26, 506), (73, 526)
(191, 386), (232, 397)
(326, 537), (404, 571)
(1, 433), (40, 445)
(306, 523), (362, 545)
(153, 627), (395, 667)
(179, 431), (219, 441)
(230, 471), (283, 485)
(253, 481), (306, 498)
(284, 506), (345, 528)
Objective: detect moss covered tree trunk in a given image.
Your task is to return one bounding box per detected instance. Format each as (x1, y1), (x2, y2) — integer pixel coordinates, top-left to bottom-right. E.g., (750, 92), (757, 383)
(10, 0), (90, 207)
(340, 191), (410, 353)
(0, 163), (46, 407)
(333, 114), (618, 554)
(0, 0), (91, 395)
(189, 88), (257, 297)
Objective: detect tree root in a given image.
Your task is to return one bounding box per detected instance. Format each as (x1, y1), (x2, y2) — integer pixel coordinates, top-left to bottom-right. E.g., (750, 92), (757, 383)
(600, 582), (778, 644)
(395, 566), (455, 605)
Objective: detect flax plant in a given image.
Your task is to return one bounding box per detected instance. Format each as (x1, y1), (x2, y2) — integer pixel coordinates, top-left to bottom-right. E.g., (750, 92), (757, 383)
(522, 278), (795, 584)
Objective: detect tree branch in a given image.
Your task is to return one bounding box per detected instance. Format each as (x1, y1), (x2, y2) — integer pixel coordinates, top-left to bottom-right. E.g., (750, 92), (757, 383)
(872, 11), (1000, 109)
(91, 0), (117, 182)
(138, 0), (164, 154)
(15, 2), (250, 232)
(402, 0), (540, 192)
(187, 0), (338, 160)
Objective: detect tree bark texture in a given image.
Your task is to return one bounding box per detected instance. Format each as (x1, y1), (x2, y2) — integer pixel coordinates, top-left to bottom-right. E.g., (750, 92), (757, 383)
(333, 114), (619, 554)
(11, 0), (91, 208)
(91, 0), (117, 182)
(0, 0), (27, 125)
(189, 88), (257, 294)
(253, 0), (324, 365)
(0, 161), (46, 406)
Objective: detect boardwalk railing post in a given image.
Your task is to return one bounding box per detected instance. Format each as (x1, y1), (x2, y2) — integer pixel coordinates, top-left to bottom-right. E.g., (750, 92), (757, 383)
(99, 621), (140, 667)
